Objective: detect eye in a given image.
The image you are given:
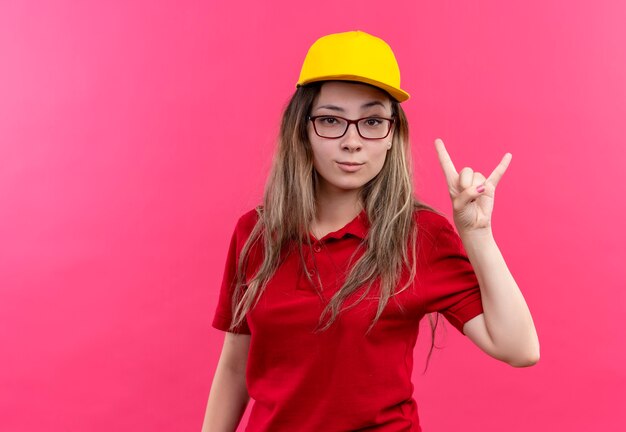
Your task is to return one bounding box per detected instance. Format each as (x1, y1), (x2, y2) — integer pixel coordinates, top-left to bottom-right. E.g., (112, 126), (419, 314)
(364, 118), (383, 126)
(320, 116), (338, 124)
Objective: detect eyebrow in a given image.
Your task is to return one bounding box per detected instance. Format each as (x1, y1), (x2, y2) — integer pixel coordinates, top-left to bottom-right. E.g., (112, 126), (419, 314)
(313, 101), (388, 112)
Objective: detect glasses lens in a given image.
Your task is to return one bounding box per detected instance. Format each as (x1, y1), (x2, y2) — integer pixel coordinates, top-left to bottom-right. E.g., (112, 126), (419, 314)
(314, 116), (348, 138)
(358, 118), (391, 139)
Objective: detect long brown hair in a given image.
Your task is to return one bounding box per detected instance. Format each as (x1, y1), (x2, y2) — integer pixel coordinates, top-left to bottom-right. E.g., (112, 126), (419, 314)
(228, 81), (444, 372)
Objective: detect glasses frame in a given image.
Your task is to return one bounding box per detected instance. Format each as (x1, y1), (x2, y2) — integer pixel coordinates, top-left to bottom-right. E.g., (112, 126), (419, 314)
(307, 115), (395, 140)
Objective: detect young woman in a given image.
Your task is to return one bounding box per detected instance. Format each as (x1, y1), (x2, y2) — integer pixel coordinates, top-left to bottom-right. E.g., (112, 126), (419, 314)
(202, 30), (539, 432)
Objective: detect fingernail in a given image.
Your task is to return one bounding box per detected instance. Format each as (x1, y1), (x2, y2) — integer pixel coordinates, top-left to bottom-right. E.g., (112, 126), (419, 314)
(476, 185), (485, 193)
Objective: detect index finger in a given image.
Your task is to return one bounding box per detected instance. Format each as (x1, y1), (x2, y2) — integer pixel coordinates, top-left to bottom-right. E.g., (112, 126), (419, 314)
(434, 138), (458, 183)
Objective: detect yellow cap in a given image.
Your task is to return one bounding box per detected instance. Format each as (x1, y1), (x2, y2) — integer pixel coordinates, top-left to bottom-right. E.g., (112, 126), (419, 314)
(296, 30), (410, 102)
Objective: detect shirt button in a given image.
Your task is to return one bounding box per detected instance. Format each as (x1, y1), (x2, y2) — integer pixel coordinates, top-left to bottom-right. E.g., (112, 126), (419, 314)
(308, 269), (315, 277)
(313, 244), (322, 253)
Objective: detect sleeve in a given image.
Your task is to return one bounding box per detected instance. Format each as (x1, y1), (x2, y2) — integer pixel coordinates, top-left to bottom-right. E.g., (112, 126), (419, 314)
(211, 223), (252, 334)
(422, 219), (484, 335)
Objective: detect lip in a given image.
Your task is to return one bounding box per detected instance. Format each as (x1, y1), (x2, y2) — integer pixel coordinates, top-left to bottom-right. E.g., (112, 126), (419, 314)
(336, 161), (364, 172)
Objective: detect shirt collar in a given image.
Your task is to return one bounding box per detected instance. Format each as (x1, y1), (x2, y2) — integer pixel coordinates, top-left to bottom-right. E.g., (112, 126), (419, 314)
(307, 208), (369, 242)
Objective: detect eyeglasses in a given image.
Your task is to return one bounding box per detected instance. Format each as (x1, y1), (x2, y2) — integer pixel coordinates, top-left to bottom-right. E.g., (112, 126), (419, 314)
(307, 115), (395, 140)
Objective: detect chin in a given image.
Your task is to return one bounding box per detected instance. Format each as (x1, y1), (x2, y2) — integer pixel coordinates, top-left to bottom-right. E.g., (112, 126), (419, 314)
(315, 168), (374, 192)
(329, 180), (368, 191)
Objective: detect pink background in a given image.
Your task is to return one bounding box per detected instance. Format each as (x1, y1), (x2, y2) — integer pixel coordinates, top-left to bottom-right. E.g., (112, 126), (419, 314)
(1, 1), (624, 431)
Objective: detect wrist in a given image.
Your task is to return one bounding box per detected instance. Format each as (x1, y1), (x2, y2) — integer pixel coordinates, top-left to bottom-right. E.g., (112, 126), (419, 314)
(458, 226), (495, 243)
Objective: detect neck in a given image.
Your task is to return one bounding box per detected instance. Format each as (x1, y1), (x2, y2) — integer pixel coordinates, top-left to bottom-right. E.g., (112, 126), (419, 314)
(314, 184), (364, 229)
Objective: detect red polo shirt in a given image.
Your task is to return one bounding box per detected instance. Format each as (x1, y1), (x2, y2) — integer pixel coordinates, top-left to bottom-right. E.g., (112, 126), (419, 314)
(212, 207), (483, 432)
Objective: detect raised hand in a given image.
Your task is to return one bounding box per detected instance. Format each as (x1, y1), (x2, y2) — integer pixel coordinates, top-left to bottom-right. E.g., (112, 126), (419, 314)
(434, 138), (512, 235)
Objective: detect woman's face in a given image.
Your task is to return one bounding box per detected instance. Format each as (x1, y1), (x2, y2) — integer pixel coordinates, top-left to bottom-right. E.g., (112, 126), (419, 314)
(307, 81), (394, 198)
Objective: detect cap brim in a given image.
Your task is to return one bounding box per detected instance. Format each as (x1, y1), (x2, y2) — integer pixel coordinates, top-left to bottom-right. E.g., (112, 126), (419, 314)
(297, 75), (410, 102)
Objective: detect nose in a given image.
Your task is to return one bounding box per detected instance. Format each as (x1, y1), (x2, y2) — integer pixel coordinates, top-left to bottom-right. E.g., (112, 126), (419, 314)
(341, 122), (362, 152)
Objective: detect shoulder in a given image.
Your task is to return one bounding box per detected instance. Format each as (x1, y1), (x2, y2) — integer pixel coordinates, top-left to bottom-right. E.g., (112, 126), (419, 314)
(235, 206), (262, 232)
(411, 206), (460, 252)
(222, 207), (264, 266)
(413, 207), (454, 235)
(231, 206), (263, 247)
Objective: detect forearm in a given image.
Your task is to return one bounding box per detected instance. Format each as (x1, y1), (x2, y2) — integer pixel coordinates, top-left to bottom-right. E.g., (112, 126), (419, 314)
(201, 365), (250, 432)
(460, 228), (540, 365)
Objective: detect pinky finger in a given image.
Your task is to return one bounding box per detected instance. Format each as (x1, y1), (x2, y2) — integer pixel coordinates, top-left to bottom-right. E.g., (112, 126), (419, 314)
(487, 153), (512, 187)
